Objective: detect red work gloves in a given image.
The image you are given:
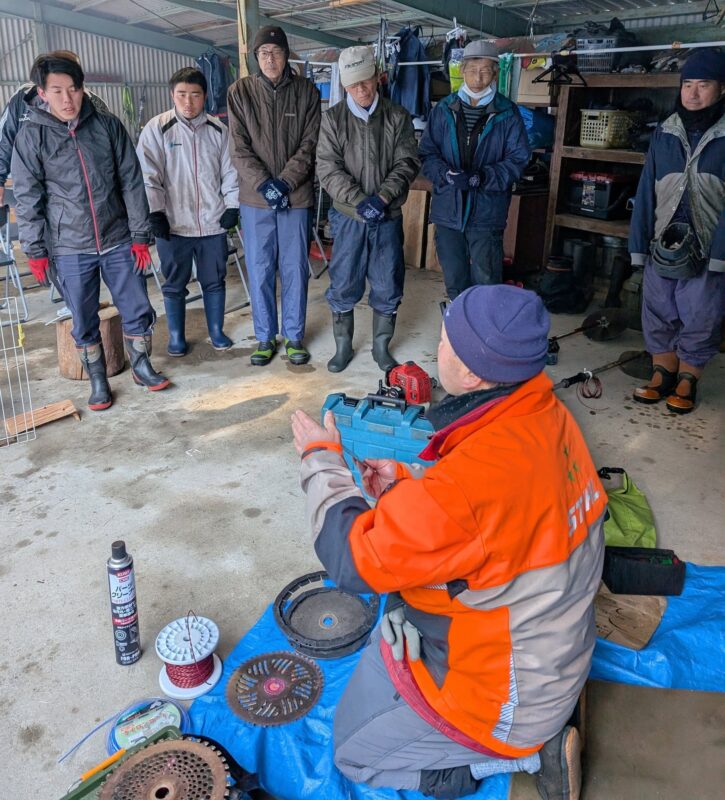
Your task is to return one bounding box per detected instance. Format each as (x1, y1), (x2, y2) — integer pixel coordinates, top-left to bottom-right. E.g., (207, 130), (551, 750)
(28, 257), (50, 287)
(131, 242), (152, 276)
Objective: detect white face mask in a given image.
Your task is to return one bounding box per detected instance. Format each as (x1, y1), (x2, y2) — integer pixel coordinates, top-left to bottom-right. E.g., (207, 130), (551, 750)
(460, 79), (496, 104)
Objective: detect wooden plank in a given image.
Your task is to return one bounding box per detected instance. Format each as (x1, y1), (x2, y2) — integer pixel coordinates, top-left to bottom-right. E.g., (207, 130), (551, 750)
(544, 83), (571, 263)
(425, 224), (442, 272)
(561, 146), (646, 165)
(401, 190), (429, 269)
(5, 399), (80, 437)
(554, 213), (630, 238)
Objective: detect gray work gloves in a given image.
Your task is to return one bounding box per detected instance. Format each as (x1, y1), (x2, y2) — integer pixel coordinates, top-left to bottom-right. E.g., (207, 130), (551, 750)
(381, 594), (421, 661)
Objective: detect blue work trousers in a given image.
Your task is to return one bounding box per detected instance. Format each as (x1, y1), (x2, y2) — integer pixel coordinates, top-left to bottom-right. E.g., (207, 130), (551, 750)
(54, 244), (155, 347)
(239, 205), (310, 342)
(642, 259), (724, 368)
(155, 233), (228, 301)
(434, 225), (504, 300)
(326, 209), (405, 315)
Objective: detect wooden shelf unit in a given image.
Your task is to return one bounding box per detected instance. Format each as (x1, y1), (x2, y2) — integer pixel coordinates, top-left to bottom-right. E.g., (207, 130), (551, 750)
(544, 73), (680, 261)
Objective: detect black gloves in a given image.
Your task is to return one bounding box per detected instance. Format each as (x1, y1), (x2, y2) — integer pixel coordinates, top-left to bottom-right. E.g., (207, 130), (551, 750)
(148, 211), (171, 241)
(219, 207), (240, 231)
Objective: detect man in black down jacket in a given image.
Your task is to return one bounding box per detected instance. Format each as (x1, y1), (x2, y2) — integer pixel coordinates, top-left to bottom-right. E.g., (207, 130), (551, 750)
(12, 55), (170, 410)
(0, 49), (109, 301)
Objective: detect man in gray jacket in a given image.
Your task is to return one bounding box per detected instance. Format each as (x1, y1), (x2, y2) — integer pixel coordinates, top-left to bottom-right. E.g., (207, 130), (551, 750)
(137, 67), (239, 356)
(317, 46), (420, 373)
(227, 25), (320, 367)
(12, 54), (169, 411)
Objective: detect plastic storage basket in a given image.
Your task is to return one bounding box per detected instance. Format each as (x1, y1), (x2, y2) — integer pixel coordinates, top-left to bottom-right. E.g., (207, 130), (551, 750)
(576, 36), (618, 74)
(580, 109), (635, 149)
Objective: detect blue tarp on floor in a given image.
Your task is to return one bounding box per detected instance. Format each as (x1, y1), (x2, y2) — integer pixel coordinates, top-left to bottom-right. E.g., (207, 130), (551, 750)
(591, 562), (725, 691)
(189, 563), (725, 799)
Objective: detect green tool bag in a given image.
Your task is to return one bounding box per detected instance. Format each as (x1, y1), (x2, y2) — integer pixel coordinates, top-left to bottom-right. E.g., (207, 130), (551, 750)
(598, 467), (656, 548)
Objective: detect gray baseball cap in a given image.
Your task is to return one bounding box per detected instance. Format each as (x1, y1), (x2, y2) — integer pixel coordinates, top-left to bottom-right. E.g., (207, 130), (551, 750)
(462, 40), (500, 62)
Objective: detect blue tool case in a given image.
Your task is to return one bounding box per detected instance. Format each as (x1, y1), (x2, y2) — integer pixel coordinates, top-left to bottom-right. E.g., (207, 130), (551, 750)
(321, 393), (435, 483)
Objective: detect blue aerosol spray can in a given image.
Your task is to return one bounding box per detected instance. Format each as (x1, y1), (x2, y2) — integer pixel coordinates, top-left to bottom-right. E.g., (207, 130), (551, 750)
(107, 540), (141, 665)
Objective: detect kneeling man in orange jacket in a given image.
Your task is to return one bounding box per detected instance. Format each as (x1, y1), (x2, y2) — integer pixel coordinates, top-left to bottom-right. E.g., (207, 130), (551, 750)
(291, 284), (606, 800)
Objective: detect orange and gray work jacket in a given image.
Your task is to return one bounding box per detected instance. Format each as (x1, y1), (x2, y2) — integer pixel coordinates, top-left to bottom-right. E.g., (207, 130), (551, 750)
(300, 372), (606, 759)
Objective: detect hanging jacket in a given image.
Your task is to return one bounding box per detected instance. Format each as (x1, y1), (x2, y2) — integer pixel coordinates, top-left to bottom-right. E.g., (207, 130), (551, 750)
(227, 69), (320, 209)
(137, 109), (239, 238)
(300, 372), (606, 757)
(389, 26), (431, 120)
(629, 110), (725, 273)
(11, 97), (150, 258)
(196, 53), (231, 118)
(316, 95), (420, 220)
(419, 91), (530, 231)
(0, 83), (109, 189)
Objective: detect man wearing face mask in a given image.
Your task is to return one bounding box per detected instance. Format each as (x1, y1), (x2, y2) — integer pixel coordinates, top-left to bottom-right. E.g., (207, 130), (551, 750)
(629, 48), (724, 415)
(316, 46), (420, 373)
(227, 26), (320, 368)
(419, 41), (530, 299)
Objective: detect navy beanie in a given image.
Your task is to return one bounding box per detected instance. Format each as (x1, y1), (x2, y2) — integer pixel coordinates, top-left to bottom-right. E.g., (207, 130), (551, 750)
(681, 49), (725, 82)
(444, 285), (550, 383)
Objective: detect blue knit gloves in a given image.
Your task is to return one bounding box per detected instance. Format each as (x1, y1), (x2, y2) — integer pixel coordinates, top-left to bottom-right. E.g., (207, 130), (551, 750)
(445, 170), (481, 190)
(259, 178), (290, 211)
(356, 195), (387, 224)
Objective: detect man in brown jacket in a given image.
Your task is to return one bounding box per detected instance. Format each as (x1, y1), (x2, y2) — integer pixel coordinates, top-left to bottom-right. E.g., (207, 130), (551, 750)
(227, 26), (321, 366)
(317, 46), (420, 373)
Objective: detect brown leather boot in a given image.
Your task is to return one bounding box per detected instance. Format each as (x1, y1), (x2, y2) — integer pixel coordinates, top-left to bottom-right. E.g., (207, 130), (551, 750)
(633, 365), (677, 404)
(666, 372), (698, 414)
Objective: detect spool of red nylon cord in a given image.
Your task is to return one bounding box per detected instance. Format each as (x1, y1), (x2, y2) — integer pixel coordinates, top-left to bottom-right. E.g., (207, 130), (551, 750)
(155, 614), (223, 700)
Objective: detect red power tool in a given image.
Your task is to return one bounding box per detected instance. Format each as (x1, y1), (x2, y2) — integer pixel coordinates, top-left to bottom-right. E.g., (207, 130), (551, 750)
(377, 361), (437, 405)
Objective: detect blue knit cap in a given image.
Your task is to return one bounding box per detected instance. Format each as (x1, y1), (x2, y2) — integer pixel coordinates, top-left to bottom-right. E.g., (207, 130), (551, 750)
(681, 49), (725, 82)
(444, 285), (550, 383)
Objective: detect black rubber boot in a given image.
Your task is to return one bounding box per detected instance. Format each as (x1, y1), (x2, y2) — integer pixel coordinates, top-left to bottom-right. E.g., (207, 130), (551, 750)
(327, 310), (354, 373)
(77, 343), (112, 411)
(124, 335), (170, 391)
(203, 290), (233, 350)
(163, 296), (187, 357)
(371, 311), (398, 371)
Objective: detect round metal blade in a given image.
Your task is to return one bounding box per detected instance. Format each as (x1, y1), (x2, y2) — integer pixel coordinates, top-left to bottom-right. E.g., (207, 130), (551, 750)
(99, 739), (229, 800)
(287, 588), (370, 642)
(225, 651), (323, 727)
(582, 308), (628, 342)
(618, 350), (653, 379)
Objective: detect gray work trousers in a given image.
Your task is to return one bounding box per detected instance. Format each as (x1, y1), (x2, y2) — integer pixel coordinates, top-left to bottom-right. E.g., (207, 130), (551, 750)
(333, 629), (523, 791)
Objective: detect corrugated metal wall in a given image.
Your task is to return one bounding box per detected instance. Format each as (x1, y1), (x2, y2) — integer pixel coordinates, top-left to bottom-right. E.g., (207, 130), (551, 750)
(0, 15), (195, 128)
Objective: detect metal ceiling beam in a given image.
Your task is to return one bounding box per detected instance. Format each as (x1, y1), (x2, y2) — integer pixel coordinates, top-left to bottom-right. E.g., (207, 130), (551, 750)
(154, 0), (360, 47)
(544, 1), (713, 27)
(0, 0), (238, 60)
(387, 0), (527, 37)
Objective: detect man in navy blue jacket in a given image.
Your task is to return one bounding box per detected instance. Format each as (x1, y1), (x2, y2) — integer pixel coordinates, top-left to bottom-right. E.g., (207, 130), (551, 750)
(629, 48), (724, 414)
(419, 41), (530, 299)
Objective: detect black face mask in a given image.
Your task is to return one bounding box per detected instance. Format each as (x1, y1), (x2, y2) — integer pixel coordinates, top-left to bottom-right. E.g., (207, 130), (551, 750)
(675, 94), (725, 133)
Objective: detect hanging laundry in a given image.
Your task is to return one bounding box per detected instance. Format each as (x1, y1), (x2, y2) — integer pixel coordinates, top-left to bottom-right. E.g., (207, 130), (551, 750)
(389, 26), (431, 120)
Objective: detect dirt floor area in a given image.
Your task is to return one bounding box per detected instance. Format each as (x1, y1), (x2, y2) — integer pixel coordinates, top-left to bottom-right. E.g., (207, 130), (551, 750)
(2, 258), (723, 799)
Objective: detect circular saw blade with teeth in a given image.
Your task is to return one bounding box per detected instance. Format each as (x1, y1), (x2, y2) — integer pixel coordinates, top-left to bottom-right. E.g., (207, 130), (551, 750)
(98, 738), (229, 800)
(225, 650), (323, 726)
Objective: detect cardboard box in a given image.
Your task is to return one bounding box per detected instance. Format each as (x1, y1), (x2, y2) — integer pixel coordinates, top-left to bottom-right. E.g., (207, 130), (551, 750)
(516, 67), (554, 106)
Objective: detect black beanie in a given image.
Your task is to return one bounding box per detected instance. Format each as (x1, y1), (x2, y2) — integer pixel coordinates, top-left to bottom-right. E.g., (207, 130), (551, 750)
(253, 26), (289, 58)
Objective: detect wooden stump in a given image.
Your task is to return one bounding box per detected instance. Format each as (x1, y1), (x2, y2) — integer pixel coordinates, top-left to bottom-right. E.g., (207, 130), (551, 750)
(57, 305), (126, 380)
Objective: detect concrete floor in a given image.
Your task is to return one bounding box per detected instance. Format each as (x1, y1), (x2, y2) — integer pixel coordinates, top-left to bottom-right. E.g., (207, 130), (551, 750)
(2, 262), (723, 799)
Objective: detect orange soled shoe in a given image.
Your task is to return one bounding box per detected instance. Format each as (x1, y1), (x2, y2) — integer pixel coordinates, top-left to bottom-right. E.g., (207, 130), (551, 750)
(633, 365), (677, 404)
(665, 372), (698, 414)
